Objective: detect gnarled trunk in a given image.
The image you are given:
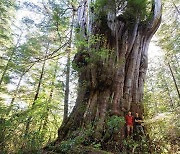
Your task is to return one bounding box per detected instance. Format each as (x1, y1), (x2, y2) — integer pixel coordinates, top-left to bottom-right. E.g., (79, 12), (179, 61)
(48, 0), (162, 153)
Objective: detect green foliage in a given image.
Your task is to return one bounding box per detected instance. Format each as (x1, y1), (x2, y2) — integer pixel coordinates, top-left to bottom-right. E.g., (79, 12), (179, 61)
(122, 0), (152, 22)
(0, 0), (15, 47)
(143, 1), (180, 151)
(92, 0), (108, 16)
(122, 137), (150, 153)
(107, 115), (125, 132)
(91, 0), (152, 23)
(57, 140), (76, 153)
(73, 34), (112, 73)
(92, 143), (101, 149)
(18, 131), (45, 153)
(56, 125), (94, 153)
(128, 0), (148, 11)
(0, 0), (76, 152)
(93, 0), (108, 9)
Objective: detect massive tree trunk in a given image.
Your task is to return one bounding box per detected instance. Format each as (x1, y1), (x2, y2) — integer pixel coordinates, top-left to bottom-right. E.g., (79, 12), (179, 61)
(46, 0), (162, 153)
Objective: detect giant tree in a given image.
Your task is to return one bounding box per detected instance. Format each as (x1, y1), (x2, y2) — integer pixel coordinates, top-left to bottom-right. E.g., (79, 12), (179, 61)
(45, 0), (162, 153)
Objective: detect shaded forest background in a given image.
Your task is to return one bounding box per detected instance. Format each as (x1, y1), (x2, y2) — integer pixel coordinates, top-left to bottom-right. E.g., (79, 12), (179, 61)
(0, 0), (179, 153)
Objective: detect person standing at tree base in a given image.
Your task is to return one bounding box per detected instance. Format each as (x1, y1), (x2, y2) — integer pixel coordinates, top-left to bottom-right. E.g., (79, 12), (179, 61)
(134, 112), (145, 135)
(125, 111), (134, 137)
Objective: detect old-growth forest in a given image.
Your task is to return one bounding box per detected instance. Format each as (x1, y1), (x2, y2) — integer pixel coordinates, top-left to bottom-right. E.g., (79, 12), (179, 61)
(0, 0), (179, 153)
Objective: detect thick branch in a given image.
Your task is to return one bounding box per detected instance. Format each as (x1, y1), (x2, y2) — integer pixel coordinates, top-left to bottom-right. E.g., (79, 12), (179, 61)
(148, 0), (162, 32)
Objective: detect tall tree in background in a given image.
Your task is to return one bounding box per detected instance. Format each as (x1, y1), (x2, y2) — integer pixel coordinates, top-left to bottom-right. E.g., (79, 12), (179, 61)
(157, 0), (180, 103)
(0, 0), (14, 47)
(0, 32), (22, 85)
(143, 1), (180, 150)
(63, 8), (75, 122)
(0, 0), (15, 87)
(48, 0), (162, 153)
(0, 1), (68, 152)
(0, 0), (15, 151)
(24, 42), (49, 136)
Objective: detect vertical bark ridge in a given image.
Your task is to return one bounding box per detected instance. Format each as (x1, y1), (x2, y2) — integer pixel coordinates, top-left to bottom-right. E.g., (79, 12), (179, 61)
(111, 29), (128, 114)
(131, 36), (145, 113)
(126, 18), (139, 59)
(83, 90), (98, 124)
(94, 90), (110, 139)
(124, 34), (141, 111)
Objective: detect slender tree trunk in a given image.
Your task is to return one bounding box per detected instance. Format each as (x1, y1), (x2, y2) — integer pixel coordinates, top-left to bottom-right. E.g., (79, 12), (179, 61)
(168, 62), (180, 101)
(63, 10), (75, 122)
(6, 64), (34, 116)
(0, 33), (22, 85)
(172, 1), (180, 15)
(149, 79), (159, 114)
(42, 59), (59, 132)
(164, 80), (174, 108)
(160, 72), (174, 108)
(46, 0), (162, 153)
(0, 118), (5, 152)
(171, 58), (179, 79)
(24, 43), (49, 136)
(2, 64), (34, 150)
(174, 55), (180, 69)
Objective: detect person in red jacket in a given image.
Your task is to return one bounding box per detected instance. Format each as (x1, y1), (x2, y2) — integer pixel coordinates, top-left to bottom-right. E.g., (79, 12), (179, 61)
(125, 111), (134, 136)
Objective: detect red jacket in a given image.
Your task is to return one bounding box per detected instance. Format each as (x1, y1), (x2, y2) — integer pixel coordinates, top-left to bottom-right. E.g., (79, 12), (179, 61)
(125, 115), (133, 126)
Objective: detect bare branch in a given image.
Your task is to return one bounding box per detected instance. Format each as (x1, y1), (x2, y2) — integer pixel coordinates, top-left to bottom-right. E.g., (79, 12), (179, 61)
(172, 1), (180, 15)
(24, 41), (69, 64)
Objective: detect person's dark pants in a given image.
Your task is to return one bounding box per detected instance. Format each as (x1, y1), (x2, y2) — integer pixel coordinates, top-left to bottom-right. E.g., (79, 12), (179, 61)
(136, 125), (144, 135)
